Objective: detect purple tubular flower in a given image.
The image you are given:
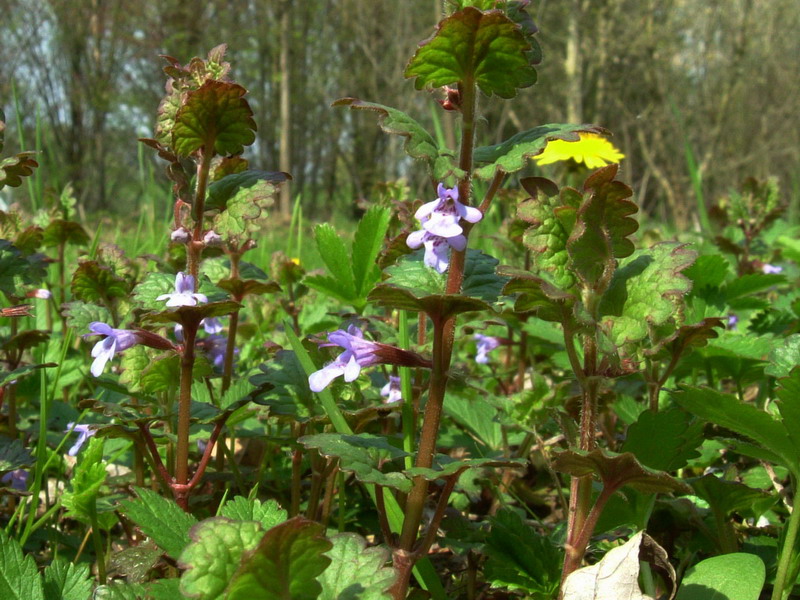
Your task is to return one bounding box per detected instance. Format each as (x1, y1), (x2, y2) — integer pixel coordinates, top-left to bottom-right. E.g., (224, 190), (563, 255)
(762, 264), (783, 274)
(157, 272), (208, 307)
(474, 334), (502, 364)
(205, 334), (235, 369)
(727, 314), (739, 330)
(407, 184), (482, 273)
(309, 325), (383, 392)
(1, 469), (28, 491)
(380, 375), (402, 404)
(86, 322), (140, 376)
(66, 422), (96, 456)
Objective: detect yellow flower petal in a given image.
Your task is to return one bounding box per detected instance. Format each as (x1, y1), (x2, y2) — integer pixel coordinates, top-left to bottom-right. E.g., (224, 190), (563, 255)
(534, 133), (624, 168)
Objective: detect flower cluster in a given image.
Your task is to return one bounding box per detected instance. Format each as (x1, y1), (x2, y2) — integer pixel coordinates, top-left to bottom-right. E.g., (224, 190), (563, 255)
(407, 184), (482, 273)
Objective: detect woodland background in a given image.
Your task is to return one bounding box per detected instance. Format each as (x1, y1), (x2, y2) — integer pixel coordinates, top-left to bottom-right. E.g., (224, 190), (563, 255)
(1, 0), (798, 228)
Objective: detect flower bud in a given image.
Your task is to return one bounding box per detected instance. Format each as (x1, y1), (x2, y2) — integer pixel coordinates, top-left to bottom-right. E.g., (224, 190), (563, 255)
(203, 230), (223, 246)
(171, 227), (191, 244)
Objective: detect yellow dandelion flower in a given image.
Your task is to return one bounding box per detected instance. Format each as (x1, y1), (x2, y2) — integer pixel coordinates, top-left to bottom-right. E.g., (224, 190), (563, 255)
(534, 133), (625, 169)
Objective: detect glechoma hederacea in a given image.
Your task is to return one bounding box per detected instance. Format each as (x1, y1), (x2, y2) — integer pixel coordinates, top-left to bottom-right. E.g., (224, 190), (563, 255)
(0, 3), (794, 600)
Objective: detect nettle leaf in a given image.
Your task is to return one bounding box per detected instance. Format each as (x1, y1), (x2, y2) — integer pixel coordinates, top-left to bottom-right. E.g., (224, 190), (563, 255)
(220, 497), (288, 530)
(516, 177), (576, 290)
(42, 558), (93, 600)
(673, 386), (800, 475)
(368, 249), (504, 318)
(299, 433), (411, 493)
(621, 408), (703, 472)
(0, 529), (44, 600)
(42, 220), (89, 247)
(332, 99), (459, 180)
(0, 436), (34, 472)
(474, 124), (605, 180)
(173, 80), (256, 157)
(483, 508), (562, 596)
(0, 152), (38, 190)
(317, 533), (396, 600)
(405, 7), (537, 99)
(675, 553), (765, 600)
(63, 301), (113, 333)
(71, 261), (129, 304)
(62, 437), (107, 523)
(600, 243), (697, 346)
(179, 517), (265, 600)
(120, 487), (198, 559)
(226, 517), (332, 600)
(567, 165), (638, 286)
(553, 449), (690, 495)
(206, 170), (289, 212)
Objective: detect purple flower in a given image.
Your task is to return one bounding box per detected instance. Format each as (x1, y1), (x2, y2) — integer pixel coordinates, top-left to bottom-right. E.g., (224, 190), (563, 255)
(762, 264), (783, 274)
(380, 375), (402, 404)
(85, 322), (140, 376)
(407, 184), (482, 273)
(174, 317), (223, 342)
(205, 334), (235, 369)
(66, 423), (96, 456)
(203, 230), (223, 246)
(1, 469), (28, 491)
(727, 314), (739, 330)
(309, 325), (383, 392)
(157, 272), (208, 307)
(474, 334), (502, 364)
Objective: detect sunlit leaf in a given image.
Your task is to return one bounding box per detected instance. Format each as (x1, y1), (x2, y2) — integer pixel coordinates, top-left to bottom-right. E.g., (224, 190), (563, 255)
(318, 533), (396, 600)
(0, 529), (44, 600)
(675, 553), (764, 600)
(120, 487), (198, 559)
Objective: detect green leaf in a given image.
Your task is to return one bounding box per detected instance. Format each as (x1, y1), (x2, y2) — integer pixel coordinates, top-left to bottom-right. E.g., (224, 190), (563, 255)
(71, 261), (129, 304)
(139, 353), (211, 394)
(673, 386), (800, 475)
(250, 350), (319, 421)
(298, 433), (412, 493)
(766, 333), (800, 377)
(500, 268), (575, 322)
(107, 546), (163, 584)
(474, 124), (605, 180)
(553, 449), (690, 495)
(226, 517), (332, 600)
(62, 437), (107, 523)
(179, 517), (265, 600)
(132, 272), (175, 311)
(318, 533), (396, 600)
(352, 206), (391, 298)
(43, 559), (93, 600)
(600, 243), (697, 346)
(141, 301), (240, 329)
(0, 529), (44, 600)
(173, 80), (256, 157)
(42, 220), (89, 247)
(405, 456), (525, 482)
(621, 408), (703, 472)
(483, 508), (561, 596)
(405, 7), (537, 99)
(723, 273), (785, 301)
(120, 487), (198, 559)
(567, 165), (638, 286)
(0, 152), (38, 190)
(206, 170), (289, 212)
(368, 249), (505, 318)
(63, 301), (114, 334)
(688, 474), (775, 521)
(211, 175), (281, 238)
(310, 223), (357, 303)
(220, 497), (288, 530)
(217, 278), (281, 300)
(675, 553), (764, 600)
(332, 99), (458, 179)
(0, 436), (34, 472)
(0, 240), (42, 296)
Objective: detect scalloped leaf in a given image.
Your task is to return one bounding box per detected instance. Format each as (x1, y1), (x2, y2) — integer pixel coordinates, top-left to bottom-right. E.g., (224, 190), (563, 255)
(206, 170), (289, 212)
(42, 220), (89, 247)
(332, 99), (458, 179)
(179, 518), (265, 600)
(567, 165), (638, 286)
(216, 278), (281, 300)
(553, 449), (690, 495)
(688, 474), (775, 521)
(298, 433), (411, 493)
(500, 267), (575, 322)
(0, 436), (34, 472)
(212, 179), (277, 238)
(368, 249), (505, 317)
(0, 240), (46, 297)
(620, 408), (703, 472)
(70, 261), (129, 304)
(517, 178), (577, 290)
(600, 243), (697, 346)
(0, 152), (38, 190)
(405, 7), (537, 99)
(141, 300), (240, 329)
(173, 80), (256, 157)
(317, 533), (396, 600)
(220, 497), (287, 530)
(766, 333), (800, 378)
(226, 518), (332, 600)
(474, 124), (605, 180)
